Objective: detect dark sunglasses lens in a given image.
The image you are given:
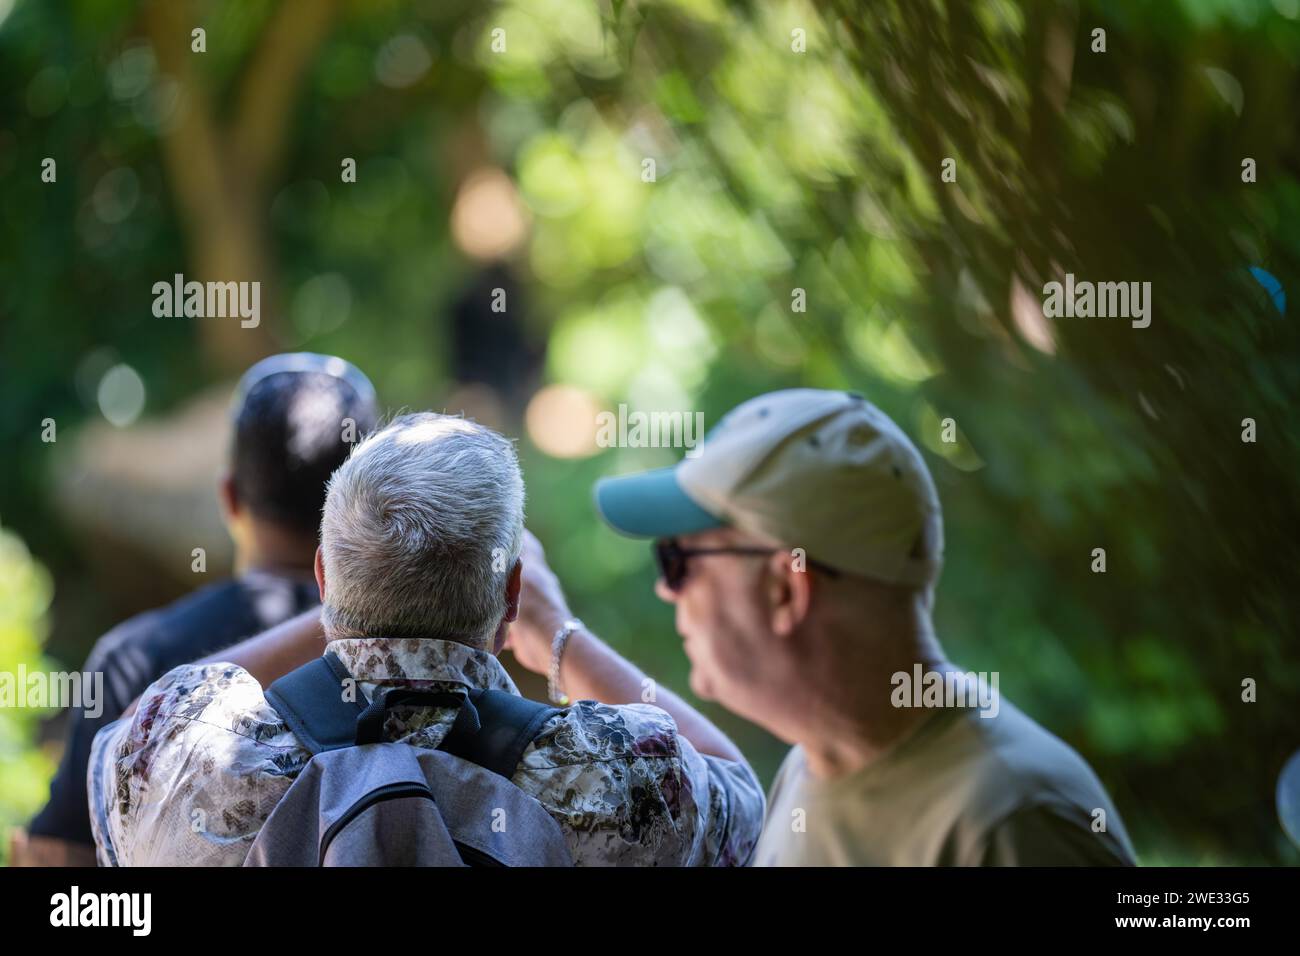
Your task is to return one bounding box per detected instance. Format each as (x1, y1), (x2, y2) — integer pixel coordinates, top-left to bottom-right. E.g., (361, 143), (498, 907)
(655, 540), (686, 590)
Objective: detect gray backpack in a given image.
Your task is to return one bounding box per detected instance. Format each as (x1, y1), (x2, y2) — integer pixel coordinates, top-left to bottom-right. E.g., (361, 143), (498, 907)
(244, 652), (573, 867)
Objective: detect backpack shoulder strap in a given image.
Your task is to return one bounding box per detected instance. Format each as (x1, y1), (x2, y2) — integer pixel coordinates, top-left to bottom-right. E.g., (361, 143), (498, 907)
(265, 652), (366, 755)
(441, 689), (562, 779)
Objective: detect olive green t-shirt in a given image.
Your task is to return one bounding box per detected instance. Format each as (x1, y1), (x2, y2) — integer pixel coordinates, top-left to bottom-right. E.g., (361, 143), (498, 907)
(754, 698), (1136, 866)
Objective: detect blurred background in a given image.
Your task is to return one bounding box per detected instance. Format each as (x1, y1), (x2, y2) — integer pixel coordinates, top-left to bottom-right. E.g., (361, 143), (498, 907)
(2, 0), (1299, 865)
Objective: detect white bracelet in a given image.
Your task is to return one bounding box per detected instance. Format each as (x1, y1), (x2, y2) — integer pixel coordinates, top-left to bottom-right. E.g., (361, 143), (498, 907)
(548, 618), (583, 706)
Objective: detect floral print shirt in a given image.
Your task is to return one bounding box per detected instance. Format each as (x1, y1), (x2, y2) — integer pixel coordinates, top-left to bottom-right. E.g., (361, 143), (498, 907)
(88, 637), (764, 866)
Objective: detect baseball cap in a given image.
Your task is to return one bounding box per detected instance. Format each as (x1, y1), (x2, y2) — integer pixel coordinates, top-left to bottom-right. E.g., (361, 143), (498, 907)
(231, 352), (377, 418)
(594, 389), (944, 587)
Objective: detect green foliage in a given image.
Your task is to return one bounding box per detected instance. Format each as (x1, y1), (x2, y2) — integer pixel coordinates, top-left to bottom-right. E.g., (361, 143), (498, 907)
(0, 525), (56, 865)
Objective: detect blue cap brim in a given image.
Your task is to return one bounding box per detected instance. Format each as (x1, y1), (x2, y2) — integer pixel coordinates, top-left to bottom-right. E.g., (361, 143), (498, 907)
(594, 467), (724, 538)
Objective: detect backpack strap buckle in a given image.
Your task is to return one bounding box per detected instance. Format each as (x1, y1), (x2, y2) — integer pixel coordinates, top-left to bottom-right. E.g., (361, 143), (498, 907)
(355, 687), (473, 746)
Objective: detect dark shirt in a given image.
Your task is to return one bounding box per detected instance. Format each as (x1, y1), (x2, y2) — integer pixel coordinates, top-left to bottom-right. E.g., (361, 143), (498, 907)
(28, 571), (319, 847)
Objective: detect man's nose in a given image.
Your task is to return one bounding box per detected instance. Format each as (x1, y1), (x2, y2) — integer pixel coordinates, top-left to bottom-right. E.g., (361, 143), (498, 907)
(653, 577), (677, 603)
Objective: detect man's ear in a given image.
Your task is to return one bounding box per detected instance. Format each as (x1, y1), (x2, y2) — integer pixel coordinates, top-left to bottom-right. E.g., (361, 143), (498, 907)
(491, 560), (523, 657)
(218, 471), (239, 522)
(504, 559), (522, 623)
(770, 551), (813, 638)
(314, 546), (327, 602)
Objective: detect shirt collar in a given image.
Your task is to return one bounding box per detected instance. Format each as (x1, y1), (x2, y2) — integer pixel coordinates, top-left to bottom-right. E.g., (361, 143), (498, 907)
(324, 637), (519, 695)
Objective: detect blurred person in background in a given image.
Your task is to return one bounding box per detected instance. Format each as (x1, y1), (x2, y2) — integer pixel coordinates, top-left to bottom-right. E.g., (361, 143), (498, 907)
(518, 388), (1137, 866)
(10, 353), (379, 866)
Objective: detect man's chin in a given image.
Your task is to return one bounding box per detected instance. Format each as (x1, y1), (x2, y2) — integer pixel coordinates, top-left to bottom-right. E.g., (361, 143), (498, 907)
(687, 667), (715, 702)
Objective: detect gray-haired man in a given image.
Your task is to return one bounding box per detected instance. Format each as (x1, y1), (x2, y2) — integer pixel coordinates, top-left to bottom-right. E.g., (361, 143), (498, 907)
(89, 412), (763, 866)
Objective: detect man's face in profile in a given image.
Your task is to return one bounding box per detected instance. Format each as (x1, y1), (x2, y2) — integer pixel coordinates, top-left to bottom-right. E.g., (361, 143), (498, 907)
(656, 527), (772, 707)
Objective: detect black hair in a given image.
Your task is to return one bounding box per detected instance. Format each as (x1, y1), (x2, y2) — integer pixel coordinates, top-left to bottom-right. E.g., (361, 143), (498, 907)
(230, 370), (380, 537)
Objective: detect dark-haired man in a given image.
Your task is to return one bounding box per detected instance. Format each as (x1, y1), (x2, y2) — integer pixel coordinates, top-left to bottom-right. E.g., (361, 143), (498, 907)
(11, 353), (379, 865)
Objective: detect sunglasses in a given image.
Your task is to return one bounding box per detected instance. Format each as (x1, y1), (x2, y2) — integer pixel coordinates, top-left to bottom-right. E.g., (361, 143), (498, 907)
(653, 538), (840, 592)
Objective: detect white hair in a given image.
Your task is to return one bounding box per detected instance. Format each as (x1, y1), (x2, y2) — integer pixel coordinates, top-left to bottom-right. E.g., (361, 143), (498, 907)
(319, 412), (524, 647)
